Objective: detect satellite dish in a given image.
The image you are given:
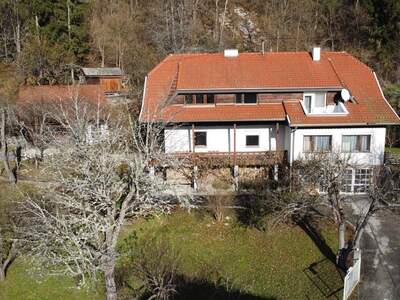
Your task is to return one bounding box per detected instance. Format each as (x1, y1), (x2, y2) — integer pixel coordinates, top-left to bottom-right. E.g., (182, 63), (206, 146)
(341, 89), (351, 101)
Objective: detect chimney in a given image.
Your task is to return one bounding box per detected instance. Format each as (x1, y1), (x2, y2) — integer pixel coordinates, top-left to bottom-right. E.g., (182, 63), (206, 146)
(224, 49), (239, 58)
(312, 47), (321, 61)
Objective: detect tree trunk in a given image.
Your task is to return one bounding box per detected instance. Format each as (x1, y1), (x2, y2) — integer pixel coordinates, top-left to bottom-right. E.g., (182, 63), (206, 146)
(1, 108), (16, 184)
(0, 268), (5, 281)
(338, 221), (345, 249)
(0, 240), (17, 280)
(104, 258), (117, 300)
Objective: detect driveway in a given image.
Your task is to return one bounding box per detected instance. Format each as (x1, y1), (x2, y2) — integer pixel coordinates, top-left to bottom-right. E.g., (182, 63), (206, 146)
(350, 197), (400, 300)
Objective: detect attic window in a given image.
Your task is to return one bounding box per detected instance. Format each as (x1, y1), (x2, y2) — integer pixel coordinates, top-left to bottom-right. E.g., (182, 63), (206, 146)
(185, 94), (193, 104)
(184, 94), (215, 105)
(195, 94), (203, 104)
(244, 93), (257, 103)
(206, 94), (214, 104)
(235, 93), (257, 104)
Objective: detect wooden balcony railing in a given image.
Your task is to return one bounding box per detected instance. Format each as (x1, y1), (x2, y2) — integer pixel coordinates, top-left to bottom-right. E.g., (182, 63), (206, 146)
(169, 150), (287, 167)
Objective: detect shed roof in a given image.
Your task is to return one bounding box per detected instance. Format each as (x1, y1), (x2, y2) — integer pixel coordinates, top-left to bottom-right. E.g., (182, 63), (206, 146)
(82, 67), (122, 77)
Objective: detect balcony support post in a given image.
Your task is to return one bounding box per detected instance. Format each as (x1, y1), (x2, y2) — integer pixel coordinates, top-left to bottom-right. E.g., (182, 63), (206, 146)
(193, 165), (198, 191)
(233, 165), (239, 190)
(233, 123), (237, 165)
(274, 164), (279, 181)
(275, 122), (280, 151)
(191, 123), (195, 154)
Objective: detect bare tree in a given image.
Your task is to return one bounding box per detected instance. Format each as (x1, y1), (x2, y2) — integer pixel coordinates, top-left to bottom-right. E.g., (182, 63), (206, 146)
(21, 102), (193, 300)
(15, 100), (52, 166)
(0, 198), (18, 281)
(0, 107), (16, 184)
(287, 152), (400, 269)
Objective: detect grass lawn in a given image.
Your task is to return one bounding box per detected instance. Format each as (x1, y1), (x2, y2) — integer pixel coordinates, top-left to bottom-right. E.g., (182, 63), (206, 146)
(120, 210), (345, 299)
(0, 260), (103, 300)
(386, 147), (400, 154)
(1, 179), (345, 299)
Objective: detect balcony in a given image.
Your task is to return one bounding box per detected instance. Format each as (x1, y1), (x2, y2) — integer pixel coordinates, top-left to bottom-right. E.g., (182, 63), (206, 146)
(171, 150), (287, 167)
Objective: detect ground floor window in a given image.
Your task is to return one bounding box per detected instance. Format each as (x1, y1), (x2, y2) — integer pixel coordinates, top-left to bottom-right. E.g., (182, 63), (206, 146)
(341, 168), (373, 194)
(246, 135), (259, 147)
(317, 168), (373, 194)
(341, 169), (353, 193)
(354, 168), (373, 193)
(303, 135), (332, 152)
(194, 131), (207, 147)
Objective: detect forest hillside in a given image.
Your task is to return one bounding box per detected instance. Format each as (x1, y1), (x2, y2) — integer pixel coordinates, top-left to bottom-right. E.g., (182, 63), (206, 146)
(0, 0), (399, 111)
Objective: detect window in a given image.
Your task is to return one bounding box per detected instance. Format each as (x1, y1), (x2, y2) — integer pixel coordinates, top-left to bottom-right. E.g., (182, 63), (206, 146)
(341, 169), (353, 193)
(314, 93), (325, 108)
(235, 93), (257, 104)
(235, 94), (242, 103)
(340, 168), (373, 194)
(304, 95), (312, 113)
(244, 93), (257, 103)
(303, 92), (326, 113)
(206, 94), (214, 104)
(184, 94), (212, 105)
(185, 94), (193, 104)
(195, 94), (204, 104)
(354, 169), (372, 193)
(194, 131), (207, 147)
(246, 135), (259, 147)
(342, 135), (371, 153)
(303, 135), (332, 152)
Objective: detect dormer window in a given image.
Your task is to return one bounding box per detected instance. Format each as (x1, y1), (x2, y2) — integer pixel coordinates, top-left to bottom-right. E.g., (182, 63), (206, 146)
(304, 95), (312, 112)
(302, 92), (348, 115)
(303, 92), (326, 113)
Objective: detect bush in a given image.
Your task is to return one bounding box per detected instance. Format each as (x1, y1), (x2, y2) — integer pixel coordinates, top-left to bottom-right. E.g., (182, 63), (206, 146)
(207, 193), (235, 223)
(118, 235), (180, 300)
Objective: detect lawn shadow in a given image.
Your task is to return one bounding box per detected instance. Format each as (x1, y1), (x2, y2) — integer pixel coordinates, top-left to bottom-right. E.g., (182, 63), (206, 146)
(171, 274), (276, 300)
(297, 217), (345, 299)
(303, 259), (344, 299)
(296, 216), (337, 264)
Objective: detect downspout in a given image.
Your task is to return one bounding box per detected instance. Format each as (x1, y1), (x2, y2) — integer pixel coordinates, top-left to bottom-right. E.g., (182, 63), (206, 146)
(290, 126), (298, 166)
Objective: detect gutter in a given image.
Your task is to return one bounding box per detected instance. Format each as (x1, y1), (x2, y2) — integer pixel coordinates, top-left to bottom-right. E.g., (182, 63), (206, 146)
(176, 87), (344, 93)
(373, 71), (400, 121)
(288, 122), (399, 127)
(162, 118), (287, 123)
(138, 76), (147, 122)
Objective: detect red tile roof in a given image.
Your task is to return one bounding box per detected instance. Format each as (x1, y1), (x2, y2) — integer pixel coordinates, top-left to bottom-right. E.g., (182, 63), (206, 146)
(140, 51), (400, 126)
(160, 103), (285, 122)
(18, 84), (106, 105)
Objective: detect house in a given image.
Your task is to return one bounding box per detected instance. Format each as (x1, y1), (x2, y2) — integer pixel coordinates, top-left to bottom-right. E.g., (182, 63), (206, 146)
(139, 48), (400, 193)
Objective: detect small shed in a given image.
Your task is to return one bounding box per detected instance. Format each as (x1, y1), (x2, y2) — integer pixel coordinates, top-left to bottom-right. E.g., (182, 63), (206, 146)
(81, 67), (123, 93)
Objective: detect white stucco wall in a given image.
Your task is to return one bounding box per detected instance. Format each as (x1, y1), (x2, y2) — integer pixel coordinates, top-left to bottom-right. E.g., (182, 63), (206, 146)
(289, 127), (386, 166)
(164, 124), (281, 153)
